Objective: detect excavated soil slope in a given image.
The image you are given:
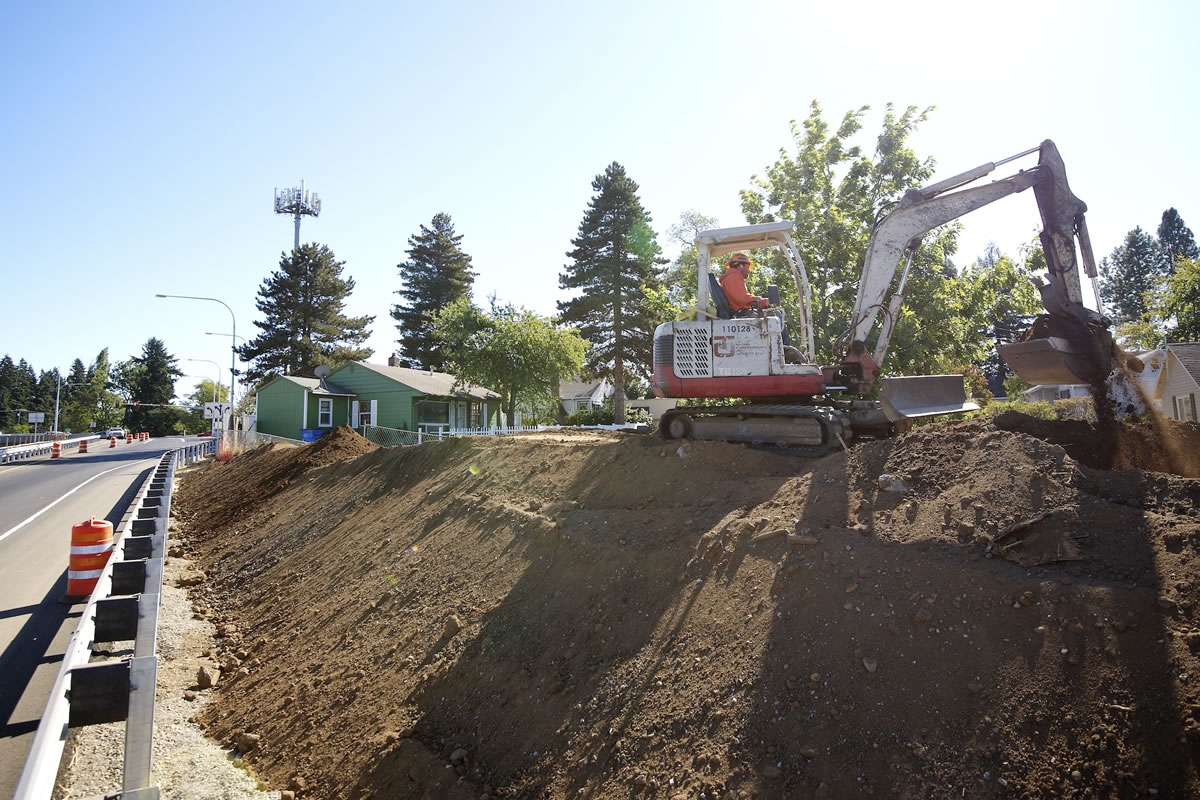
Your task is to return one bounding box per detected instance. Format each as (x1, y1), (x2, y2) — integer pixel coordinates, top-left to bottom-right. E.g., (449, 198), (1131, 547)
(173, 421), (1200, 799)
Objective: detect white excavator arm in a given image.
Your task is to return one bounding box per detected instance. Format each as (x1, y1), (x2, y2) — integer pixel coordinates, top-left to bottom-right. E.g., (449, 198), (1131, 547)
(844, 140), (1103, 376)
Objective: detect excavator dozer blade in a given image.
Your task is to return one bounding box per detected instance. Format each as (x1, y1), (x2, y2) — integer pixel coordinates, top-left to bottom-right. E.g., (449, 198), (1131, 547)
(879, 375), (980, 421)
(996, 337), (1095, 386)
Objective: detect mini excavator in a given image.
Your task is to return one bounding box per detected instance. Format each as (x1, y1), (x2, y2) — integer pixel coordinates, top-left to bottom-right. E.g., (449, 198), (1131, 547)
(651, 140), (1122, 454)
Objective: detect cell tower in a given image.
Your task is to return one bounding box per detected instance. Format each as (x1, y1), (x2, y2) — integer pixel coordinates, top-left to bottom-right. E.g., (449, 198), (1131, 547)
(274, 181), (321, 252)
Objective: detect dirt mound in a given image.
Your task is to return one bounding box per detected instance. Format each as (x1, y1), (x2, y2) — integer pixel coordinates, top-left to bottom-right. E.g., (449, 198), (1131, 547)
(174, 423), (1200, 799)
(174, 426), (377, 532)
(994, 410), (1200, 476)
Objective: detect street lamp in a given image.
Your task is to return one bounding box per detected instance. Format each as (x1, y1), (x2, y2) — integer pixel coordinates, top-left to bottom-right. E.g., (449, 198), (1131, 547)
(155, 294), (237, 410)
(184, 359), (222, 403)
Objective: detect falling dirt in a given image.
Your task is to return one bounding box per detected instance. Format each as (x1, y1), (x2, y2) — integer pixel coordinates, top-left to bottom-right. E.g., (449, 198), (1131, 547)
(173, 422), (1200, 799)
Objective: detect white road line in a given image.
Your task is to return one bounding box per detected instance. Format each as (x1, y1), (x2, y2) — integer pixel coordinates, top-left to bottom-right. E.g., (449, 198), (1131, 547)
(0, 463), (136, 545)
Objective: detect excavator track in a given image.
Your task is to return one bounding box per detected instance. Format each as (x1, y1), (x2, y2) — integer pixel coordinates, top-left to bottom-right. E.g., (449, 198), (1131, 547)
(659, 405), (850, 456)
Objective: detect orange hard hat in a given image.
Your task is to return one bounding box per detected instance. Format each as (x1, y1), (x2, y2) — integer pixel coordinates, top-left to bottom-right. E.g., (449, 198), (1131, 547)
(728, 253), (752, 269)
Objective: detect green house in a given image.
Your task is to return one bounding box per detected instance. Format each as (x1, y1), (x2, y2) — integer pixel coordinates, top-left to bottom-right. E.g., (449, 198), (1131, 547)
(254, 375), (357, 441)
(254, 361), (501, 441)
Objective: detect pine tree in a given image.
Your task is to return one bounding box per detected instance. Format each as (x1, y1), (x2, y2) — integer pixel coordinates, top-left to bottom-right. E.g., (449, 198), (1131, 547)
(558, 162), (664, 423)
(239, 244), (375, 382)
(124, 338), (184, 436)
(392, 213), (476, 370)
(1157, 208), (1199, 270)
(1099, 227), (1164, 324)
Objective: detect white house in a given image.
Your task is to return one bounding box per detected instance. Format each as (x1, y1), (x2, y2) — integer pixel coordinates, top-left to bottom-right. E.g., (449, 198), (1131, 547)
(1159, 343), (1200, 422)
(558, 377), (615, 415)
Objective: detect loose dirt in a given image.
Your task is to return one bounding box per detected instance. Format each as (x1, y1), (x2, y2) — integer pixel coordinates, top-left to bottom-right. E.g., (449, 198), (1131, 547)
(173, 421), (1200, 799)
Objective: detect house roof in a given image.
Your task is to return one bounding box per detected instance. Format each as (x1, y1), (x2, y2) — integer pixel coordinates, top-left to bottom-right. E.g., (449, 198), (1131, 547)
(352, 362), (500, 400)
(559, 378), (607, 400)
(266, 375), (356, 396)
(1168, 343), (1200, 386)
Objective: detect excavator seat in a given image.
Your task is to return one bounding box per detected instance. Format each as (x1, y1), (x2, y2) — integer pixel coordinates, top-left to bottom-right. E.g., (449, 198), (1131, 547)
(708, 273), (732, 320)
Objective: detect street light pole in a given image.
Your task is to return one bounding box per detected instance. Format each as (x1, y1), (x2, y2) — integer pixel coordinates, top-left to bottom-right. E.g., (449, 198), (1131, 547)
(184, 359), (223, 403)
(155, 294), (237, 412)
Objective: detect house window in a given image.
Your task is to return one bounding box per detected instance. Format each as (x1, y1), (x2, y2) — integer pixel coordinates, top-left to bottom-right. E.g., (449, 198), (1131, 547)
(417, 400), (449, 432)
(1176, 394), (1197, 422)
(359, 404), (372, 427)
(318, 398), (332, 427)
(470, 402), (481, 428)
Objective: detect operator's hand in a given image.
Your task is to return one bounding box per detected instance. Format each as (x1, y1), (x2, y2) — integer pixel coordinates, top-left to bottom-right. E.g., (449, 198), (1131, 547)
(760, 298), (770, 309)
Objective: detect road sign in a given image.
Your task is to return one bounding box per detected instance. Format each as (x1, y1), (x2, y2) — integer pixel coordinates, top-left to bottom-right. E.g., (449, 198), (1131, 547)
(27, 412), (45, 423)
(203, 402), (232, 420)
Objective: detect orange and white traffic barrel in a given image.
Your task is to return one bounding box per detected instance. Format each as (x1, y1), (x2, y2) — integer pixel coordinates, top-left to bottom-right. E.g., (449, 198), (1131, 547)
(126, 433), (133, 444)
(79, 439), (89, 454)
(141, 432), (148, 442)
(109, 436), (117, 448)
(51, 442), (62, 459)
(65, 517), (114, 602)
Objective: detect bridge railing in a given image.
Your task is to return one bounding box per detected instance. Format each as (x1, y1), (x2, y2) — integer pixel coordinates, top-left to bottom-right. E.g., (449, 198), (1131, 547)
(0, 435), (102, 463)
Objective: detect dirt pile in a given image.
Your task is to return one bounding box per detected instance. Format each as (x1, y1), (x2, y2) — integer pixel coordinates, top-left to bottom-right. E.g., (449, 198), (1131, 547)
(173, 420), (1200, 799)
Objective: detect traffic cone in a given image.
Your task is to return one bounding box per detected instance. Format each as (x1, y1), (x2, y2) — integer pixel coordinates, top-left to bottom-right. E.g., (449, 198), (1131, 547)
(62, 517), (113, 603)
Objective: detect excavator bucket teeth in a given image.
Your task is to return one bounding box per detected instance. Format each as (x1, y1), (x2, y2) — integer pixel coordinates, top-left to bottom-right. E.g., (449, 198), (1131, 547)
(879, 375), (980, 421)
(996, 337), (1096, 386)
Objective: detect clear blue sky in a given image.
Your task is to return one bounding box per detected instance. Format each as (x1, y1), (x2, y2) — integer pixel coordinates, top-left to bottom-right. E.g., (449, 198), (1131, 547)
(3, 0), (1196, 402)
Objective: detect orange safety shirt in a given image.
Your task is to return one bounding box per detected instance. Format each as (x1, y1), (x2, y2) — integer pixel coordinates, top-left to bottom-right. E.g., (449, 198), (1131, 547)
(719, 267), (765, 312)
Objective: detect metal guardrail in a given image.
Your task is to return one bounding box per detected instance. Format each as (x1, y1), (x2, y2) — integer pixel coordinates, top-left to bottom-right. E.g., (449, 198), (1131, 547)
(13, 438), (217, 800)
(0, 435), (103, 463)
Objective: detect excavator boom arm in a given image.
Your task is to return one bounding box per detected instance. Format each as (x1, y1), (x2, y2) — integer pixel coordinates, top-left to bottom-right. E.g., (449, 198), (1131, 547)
(847, 140), (1100, 371)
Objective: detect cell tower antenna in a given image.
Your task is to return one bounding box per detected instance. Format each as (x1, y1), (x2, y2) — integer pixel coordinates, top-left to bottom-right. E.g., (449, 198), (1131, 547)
(273, 180), (321, 252)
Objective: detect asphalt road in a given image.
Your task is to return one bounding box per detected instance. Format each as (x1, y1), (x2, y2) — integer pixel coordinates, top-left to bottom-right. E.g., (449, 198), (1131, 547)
(0, 435), (201, 797)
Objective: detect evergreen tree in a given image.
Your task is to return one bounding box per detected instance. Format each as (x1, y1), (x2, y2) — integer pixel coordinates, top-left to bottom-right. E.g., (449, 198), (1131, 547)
(1098, 227), (1163, 324)
(58, 359), (89, 432)
(392, 213), (476, 370)
(123, 338), (185, 436)
(558, 162), (664, 423)
(1158, 208), (1199, 270)
(239, 243), (375, 382)
(0, 355), (18, 427)
(34, 369), (60, 416)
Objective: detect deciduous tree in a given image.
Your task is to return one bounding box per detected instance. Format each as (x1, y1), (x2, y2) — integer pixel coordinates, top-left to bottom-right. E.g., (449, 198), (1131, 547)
(432, 297), (587, 427)
(559, 162), (664, 423)
(392, 213), (476, 371)
(741, 102), (967, 373)
(1162, 258), (1200, 342)
(240, 243), (374, 381)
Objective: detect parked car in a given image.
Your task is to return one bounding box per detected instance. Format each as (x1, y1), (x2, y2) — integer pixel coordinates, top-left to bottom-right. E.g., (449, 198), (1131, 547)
(104, 427), (126, 438)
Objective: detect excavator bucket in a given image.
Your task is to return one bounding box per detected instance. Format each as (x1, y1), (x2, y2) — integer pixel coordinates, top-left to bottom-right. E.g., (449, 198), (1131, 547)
(879, 375), (980, 421)
(995, 337), (1096, 386)
(996, 315), (1115, 387)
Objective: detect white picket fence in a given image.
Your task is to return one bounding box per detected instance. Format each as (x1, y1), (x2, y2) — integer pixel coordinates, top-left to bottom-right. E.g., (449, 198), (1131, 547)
(360, 422), (645, 449)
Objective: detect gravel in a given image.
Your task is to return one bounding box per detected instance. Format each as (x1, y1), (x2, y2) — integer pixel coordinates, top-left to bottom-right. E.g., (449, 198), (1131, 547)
(52, 519), (279, 800)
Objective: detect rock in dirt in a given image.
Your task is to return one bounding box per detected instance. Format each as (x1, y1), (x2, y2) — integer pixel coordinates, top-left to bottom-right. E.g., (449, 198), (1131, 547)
(197, 665), (220, 689)
(177, 569), (207, 587)
(442, 614), (463, 639)
(235, 732), (260, 753)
